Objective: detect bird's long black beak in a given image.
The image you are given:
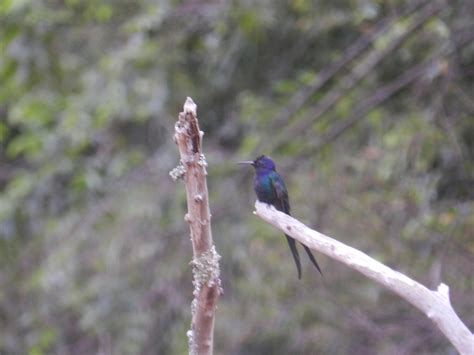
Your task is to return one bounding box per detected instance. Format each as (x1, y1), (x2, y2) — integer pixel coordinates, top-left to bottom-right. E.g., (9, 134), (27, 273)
(238, 160), (254, 166)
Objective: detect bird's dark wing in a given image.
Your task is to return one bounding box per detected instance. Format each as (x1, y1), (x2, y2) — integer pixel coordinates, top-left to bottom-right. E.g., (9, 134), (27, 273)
(270, 173), (302, 278)
(270, 173), (290, 214)
(270, 172), (322, 277)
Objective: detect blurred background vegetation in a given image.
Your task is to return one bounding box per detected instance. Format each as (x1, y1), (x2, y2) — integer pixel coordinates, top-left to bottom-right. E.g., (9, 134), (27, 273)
(0, 0), (473, 354)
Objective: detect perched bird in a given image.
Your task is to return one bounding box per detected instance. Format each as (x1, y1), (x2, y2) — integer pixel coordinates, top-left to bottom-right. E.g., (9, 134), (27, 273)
(239, 155), (322, 279)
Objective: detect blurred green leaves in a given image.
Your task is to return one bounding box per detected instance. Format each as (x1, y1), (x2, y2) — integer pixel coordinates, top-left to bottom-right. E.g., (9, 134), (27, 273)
(0, 0), (29, 16)
(0, 0), (472, 354)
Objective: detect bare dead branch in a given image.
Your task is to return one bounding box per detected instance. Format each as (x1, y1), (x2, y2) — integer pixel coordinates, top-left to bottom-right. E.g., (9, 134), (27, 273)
(171, 97), (221, 355)
(254, 201), (474, 355)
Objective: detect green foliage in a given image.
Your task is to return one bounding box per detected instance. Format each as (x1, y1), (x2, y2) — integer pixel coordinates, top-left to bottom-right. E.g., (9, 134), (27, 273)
(0, 0), (473, 354)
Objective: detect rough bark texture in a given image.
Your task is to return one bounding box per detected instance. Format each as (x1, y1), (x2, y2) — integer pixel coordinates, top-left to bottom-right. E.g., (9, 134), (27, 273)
(254, 201), (473, 355)
(171, 97), (221, 355)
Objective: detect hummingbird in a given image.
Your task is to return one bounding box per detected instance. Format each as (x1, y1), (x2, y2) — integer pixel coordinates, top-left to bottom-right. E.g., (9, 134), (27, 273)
(239, 155), (322, 279)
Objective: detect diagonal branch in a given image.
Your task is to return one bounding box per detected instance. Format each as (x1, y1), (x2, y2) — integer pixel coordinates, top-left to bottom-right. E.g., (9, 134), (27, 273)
(270, 0), (431, 132)
(254, 201), (474, 355)
(270, 16), (391, 129)
(268, 1), (442, 152)
(303, 57), (432, 155)
(296, 27), (474, 159)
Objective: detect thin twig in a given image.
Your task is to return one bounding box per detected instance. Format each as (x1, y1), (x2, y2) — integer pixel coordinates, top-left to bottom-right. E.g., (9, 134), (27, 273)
(270, 0), (430, 131)
(295, 28), (474, 159)
(269, 1), (442, 152)
(307, 58), (432, 154)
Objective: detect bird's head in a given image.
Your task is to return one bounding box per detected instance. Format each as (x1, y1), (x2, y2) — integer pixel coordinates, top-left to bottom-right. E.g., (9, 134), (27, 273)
(238, 155), (276, 171)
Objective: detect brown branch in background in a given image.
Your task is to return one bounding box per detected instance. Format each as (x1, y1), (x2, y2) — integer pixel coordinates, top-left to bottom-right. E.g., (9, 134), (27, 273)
(270, 17), (391, 129)
(170, 97), (221, 355)
(308, 59), (432, 153)
(254, 201), (474, 355)
(297, 29), (474, 159)
(270, 0), (430, 132)
(269, 1), (442, 152)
